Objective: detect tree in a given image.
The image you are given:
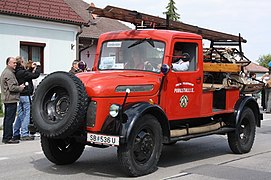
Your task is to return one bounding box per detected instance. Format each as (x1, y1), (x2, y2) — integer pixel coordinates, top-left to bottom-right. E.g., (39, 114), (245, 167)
(257, 54), (271, 68)
(163, 0), (180, 21)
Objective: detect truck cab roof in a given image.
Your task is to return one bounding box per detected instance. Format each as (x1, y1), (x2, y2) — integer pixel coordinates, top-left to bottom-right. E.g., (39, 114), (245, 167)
(99, 29), (202, 42)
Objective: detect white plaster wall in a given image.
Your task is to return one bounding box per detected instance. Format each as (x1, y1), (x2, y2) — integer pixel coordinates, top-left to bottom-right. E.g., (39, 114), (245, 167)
(0, 15), (79, 74)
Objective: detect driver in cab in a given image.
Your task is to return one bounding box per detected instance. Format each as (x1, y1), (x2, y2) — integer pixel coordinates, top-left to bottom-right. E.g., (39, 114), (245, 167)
(125, 50), (156, 71)
(172, 49), (190, 71)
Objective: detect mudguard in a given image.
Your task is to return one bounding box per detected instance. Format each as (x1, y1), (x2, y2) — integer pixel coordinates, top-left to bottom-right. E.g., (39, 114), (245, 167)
(119, 102), (170, 144)
(234, 96), (262, 127)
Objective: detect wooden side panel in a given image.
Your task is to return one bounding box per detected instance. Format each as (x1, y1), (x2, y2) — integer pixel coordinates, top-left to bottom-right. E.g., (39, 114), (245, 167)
(203, 63), (241, 73)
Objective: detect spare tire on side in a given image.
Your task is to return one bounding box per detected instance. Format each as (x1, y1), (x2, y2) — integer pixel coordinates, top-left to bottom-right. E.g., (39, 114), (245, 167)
(32, 71), (89, 138)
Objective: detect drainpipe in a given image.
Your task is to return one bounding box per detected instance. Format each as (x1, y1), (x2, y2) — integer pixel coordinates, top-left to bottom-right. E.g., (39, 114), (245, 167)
(76, 25), (84, 60)
(79, 39), (95, 61)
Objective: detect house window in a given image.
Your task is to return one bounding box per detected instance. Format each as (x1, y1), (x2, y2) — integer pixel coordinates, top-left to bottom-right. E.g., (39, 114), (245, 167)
(20, 41), (46, 73)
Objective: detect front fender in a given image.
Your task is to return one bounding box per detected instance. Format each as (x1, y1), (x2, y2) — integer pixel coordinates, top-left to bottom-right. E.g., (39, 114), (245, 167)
(119, 102), (170, 144)
(234, 96), (262, 127)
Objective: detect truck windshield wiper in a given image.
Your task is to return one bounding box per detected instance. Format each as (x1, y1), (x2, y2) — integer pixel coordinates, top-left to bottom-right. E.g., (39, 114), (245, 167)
(128, 38), (155, 48)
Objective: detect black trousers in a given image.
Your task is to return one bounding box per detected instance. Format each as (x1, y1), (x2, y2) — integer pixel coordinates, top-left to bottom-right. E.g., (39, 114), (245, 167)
(2, 103), (17, 142)
(261, 89), (266, 109)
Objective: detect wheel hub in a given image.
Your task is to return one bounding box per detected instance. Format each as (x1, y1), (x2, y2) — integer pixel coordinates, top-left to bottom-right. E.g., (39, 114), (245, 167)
(133, 130), (154, 164)
(56, 96), (70, 116)
(45, 90), (70, 122)
(239, 118), (250, 144)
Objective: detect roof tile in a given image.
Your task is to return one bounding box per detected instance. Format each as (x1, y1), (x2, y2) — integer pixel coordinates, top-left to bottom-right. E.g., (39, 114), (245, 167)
(63, 0), (130, 39)
(17, 4), (29, 9)
(0, 0), (130, 38)
(39, 11), (50, 16)
(40, 4), (50, 9)
(0, 0), (87, 25)
(245, 62), (268, 73)
(20, 1), (29, 5)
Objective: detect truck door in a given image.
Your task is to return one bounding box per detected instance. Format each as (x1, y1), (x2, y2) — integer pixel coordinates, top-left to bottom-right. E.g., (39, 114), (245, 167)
(162, 41), (202, 120)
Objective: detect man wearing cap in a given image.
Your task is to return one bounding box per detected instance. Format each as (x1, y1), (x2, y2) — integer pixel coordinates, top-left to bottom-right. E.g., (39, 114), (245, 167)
(172, 49), (190, 71)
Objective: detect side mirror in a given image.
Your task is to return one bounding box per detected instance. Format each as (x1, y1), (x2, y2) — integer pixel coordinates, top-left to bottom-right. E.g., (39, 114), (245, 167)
(161, 64), (170, 75)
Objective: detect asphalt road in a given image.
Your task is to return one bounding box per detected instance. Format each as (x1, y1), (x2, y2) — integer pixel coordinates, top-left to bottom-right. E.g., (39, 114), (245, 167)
(1, 114), (271, 180)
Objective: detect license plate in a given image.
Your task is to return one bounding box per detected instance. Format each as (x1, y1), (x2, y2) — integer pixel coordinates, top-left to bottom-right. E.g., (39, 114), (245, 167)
(87, 133), (119, 146)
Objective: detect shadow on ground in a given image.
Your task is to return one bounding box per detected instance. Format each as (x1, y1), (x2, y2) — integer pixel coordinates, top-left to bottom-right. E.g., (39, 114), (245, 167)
(31, 135), (232, 178)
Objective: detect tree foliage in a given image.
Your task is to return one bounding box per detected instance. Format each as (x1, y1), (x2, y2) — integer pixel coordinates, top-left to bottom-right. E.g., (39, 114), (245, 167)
(163, 0), (180, 21)
(257, 54), (271, 68)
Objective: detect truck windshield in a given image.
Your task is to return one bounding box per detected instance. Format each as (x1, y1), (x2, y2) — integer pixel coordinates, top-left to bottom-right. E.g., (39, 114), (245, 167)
(98, 40), (165, 72)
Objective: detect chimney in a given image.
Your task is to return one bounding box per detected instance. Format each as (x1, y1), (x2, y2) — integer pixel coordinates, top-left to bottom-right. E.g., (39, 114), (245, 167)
(90, 2), (97, 18)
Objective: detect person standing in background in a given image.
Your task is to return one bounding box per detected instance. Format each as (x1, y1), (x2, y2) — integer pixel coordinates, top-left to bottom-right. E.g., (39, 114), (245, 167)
(13, 57), (41, 141)
(265, 75), (271, 113)
(261, 72), (270, 111)
(0, 57), (25, 144)
(248, 72), (260, 102)
(69, 60), (82, 74)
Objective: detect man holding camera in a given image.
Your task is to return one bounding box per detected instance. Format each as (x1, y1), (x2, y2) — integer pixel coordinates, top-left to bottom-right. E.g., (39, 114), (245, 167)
(13, 56), (41, 141)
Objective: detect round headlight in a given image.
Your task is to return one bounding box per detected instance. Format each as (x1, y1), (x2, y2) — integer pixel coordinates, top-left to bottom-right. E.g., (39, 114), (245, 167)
(109, 104), (120, 117)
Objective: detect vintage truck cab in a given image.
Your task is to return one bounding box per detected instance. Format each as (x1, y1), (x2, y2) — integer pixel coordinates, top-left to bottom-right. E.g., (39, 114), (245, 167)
(80, 30), (206, 133)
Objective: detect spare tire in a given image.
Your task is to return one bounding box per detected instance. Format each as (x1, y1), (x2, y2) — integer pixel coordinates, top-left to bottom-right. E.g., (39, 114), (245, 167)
(32, 71), (89, 138)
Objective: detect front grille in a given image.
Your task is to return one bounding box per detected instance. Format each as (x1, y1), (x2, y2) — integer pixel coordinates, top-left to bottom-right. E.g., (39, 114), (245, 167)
(86, 101), (97, 127)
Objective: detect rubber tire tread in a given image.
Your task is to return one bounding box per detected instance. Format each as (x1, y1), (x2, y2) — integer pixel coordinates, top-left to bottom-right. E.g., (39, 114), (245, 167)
(41, 135), (85, 165)
(32, 71), (88, 138)
(117, 114), (163, 177)
(227, 107), (256, 154)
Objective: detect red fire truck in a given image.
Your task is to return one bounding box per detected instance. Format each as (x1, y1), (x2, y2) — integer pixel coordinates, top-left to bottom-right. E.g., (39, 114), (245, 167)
(32, 6), (264, 177)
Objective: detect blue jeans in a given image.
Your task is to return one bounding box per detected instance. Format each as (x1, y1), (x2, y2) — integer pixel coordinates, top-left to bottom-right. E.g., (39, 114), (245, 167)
(2, 103), (17, 142)
(13, 96), (31, 137)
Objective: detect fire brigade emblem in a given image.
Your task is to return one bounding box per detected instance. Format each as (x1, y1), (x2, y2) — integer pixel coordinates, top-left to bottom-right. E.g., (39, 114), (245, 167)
(180, 95), (188, 108)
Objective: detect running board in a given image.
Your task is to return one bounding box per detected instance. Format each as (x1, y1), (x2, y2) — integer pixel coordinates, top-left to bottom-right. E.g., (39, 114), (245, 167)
(170, 122), (235, 141)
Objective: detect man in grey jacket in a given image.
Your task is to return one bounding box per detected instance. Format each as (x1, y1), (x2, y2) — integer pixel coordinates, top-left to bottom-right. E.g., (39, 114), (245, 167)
(0, 57), (25, 144)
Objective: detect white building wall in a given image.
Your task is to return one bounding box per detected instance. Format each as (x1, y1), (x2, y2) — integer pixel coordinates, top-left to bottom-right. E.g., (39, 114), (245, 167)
(0, 15), (79, 74)
(81, 45), (97, 70)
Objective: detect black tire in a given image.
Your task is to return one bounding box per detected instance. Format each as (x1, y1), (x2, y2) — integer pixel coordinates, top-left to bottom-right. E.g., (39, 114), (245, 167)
(41, 136), (85, 165)
(32, 71), (88, 138)
(28, 124), (37, 135)
(227, 107), (256, 154)
(163, 140), (177, 145)
(117, 114), (163, 176)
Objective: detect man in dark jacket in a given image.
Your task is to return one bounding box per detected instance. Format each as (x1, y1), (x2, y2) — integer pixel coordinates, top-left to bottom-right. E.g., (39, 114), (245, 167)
(69, 60), (82, 74)
(13, 57), (41, 141)
(0, 57), (25, 144)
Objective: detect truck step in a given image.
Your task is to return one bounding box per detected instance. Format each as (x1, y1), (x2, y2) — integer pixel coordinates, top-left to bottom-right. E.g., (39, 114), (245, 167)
(170, 122), (226, 137)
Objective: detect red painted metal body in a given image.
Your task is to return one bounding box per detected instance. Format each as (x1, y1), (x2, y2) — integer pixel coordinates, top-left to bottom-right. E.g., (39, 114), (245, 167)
(76, 30), (240, 132)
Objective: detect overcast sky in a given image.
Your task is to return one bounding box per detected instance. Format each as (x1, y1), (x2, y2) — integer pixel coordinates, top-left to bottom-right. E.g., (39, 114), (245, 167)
(86, 0), (271, 62)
